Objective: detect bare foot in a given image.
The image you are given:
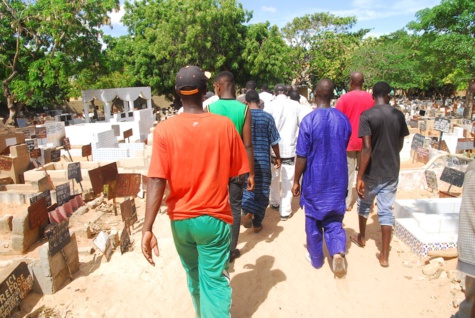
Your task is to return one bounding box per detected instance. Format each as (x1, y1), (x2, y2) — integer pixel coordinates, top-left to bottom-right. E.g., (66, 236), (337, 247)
(350, 233), (365, 248)
(333, 254), (347, 278)
(377, 253), (389, 267)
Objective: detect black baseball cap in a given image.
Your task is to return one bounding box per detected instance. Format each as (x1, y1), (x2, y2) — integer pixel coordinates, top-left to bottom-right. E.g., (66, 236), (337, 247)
(175, 66), (208, 96)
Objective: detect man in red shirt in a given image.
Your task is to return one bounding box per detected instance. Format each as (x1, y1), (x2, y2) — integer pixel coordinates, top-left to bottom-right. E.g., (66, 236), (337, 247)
(336, 72), (374, 211)
(142, 66), (249, 318)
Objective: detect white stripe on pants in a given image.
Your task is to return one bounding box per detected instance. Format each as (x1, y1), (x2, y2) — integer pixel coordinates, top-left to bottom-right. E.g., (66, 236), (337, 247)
(270, 162), (295, 217)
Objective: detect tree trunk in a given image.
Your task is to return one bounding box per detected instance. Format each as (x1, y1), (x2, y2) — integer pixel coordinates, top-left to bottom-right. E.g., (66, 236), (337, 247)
(464, 78), (475, 119)
(3, 83), (18, 127)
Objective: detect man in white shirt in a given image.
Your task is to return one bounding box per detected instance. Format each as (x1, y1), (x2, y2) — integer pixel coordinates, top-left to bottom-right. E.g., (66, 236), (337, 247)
(264, 84), (303, 221)
(259, 84), (274, 105)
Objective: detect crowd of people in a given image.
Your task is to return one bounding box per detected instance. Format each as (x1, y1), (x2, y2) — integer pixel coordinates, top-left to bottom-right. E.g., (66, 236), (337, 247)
(140, 66), (474, 318)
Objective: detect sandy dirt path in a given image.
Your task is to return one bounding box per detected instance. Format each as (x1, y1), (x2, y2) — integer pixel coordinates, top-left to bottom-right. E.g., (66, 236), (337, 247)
(7, 185), (460, 318)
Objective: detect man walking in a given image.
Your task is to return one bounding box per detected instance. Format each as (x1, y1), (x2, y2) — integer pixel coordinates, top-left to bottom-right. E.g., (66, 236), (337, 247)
(259, 84), (274, 104)
(454, 83), (475, 318)
(336, 72), (374, 211)
(292, 79), (351, 277)
(142, 66), (249, 317)
(351, 81), (409, 267)
(453, 159), (475, 318)
(241, 90), (281, 233)
(208, 71), (255, 262)
(237, 80), (264, 108)
(264, 84), (301, 221)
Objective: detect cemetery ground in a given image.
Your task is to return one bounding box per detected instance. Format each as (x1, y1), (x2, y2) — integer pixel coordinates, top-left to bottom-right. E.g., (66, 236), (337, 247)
(0, 161), (464, 318)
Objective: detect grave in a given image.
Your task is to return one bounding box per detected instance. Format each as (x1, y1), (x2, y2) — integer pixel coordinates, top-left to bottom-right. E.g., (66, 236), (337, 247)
(29, 223), (79, 295)
(0, 144), (31, 184)
(394, 198), (461, 256)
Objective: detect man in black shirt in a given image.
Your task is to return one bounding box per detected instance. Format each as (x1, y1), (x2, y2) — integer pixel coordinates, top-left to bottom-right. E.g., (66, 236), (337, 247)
(350, 81), (409, 267)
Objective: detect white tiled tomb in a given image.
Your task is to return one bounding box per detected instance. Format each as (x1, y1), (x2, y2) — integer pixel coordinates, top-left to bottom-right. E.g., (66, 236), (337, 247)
(394, 198), (460, 256)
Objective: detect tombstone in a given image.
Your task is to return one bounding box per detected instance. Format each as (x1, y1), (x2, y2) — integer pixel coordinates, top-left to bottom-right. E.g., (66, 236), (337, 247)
(45, 220), (71, 257)
(29, 148), (41, 159)
(30, 190), (52, 207)
(88, 162), (119, 195)
(25, 140), (35, 152)
(50, 149), (61, 162)
(456, 138), (474, 153)
(81, 144), (92, 158)
(120, 199), (132, 222)
(35, 127), (47, 139)
(116, 174), (141, 198)
(416, 148), (430, 164)
(440, 167), (465, 188)
(409, 119), (419, 129)
(0, 261), (33, 317)
(27, 196), (48, 230)
(411, 134), (425, 151)
(120, 198), (138, 229)
(55, 182), (71, 207)
(123, 128), (133, 141)
(434, 118), (451, 133)
(420, 122), (427, 132)
(67, 163), (82, 183)
(62, 137), (71, 151)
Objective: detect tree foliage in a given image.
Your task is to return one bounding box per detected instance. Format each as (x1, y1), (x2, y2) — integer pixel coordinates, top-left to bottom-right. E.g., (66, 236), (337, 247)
(0, 0), (119, 124)
(347, 31), (423, 91)
(120, 0), (251, 99)
(241, 23), (292, 86)
(408, 0), (475, 112)
(281, 13), (369, 88)
(2, 0), (474, 120)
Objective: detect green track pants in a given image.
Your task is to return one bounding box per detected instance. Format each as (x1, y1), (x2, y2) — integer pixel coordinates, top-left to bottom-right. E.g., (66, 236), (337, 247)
(171, 215), (232, 318)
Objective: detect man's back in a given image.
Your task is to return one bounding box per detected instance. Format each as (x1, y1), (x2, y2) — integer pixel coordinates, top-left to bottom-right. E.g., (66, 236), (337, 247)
(336, 90), (374, 151)
(209, 99), (247, 135)
(148, 112), (248, 223)
(259, 91), (274, 104)
(264, 94), (300, 157)
(359, 104), (409, 178)
(297, 108), (351, 217)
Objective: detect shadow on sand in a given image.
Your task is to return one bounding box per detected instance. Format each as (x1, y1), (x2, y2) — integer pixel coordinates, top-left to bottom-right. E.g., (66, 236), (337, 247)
(230, 255), (286, 317)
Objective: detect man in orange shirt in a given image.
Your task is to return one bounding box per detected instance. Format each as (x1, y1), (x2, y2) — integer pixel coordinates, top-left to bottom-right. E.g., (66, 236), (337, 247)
(142, 66), (249, 318)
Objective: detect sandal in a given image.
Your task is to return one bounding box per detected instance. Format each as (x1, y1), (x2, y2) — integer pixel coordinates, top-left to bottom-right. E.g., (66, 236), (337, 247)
(229, 249), (240, 263)
(242, 212), (253, 228)
(253, 225), (263, 233)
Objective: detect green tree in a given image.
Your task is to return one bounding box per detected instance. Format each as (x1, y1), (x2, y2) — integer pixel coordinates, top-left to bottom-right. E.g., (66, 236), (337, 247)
(0, 0), (119, 125)
(408, 0), (475, 116)
(347, 31), (423, 94)
(121, 0), (251, 101)
(281, 12), (369, 89)
(70, 35), (138, 96)
(241, 22), (292, 86)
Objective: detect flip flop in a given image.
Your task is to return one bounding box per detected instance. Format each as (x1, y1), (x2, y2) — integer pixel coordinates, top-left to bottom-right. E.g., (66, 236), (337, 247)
(253, 225), (263, 233)
(229, 249), (241, 263)
(350, 233), (365, 248)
